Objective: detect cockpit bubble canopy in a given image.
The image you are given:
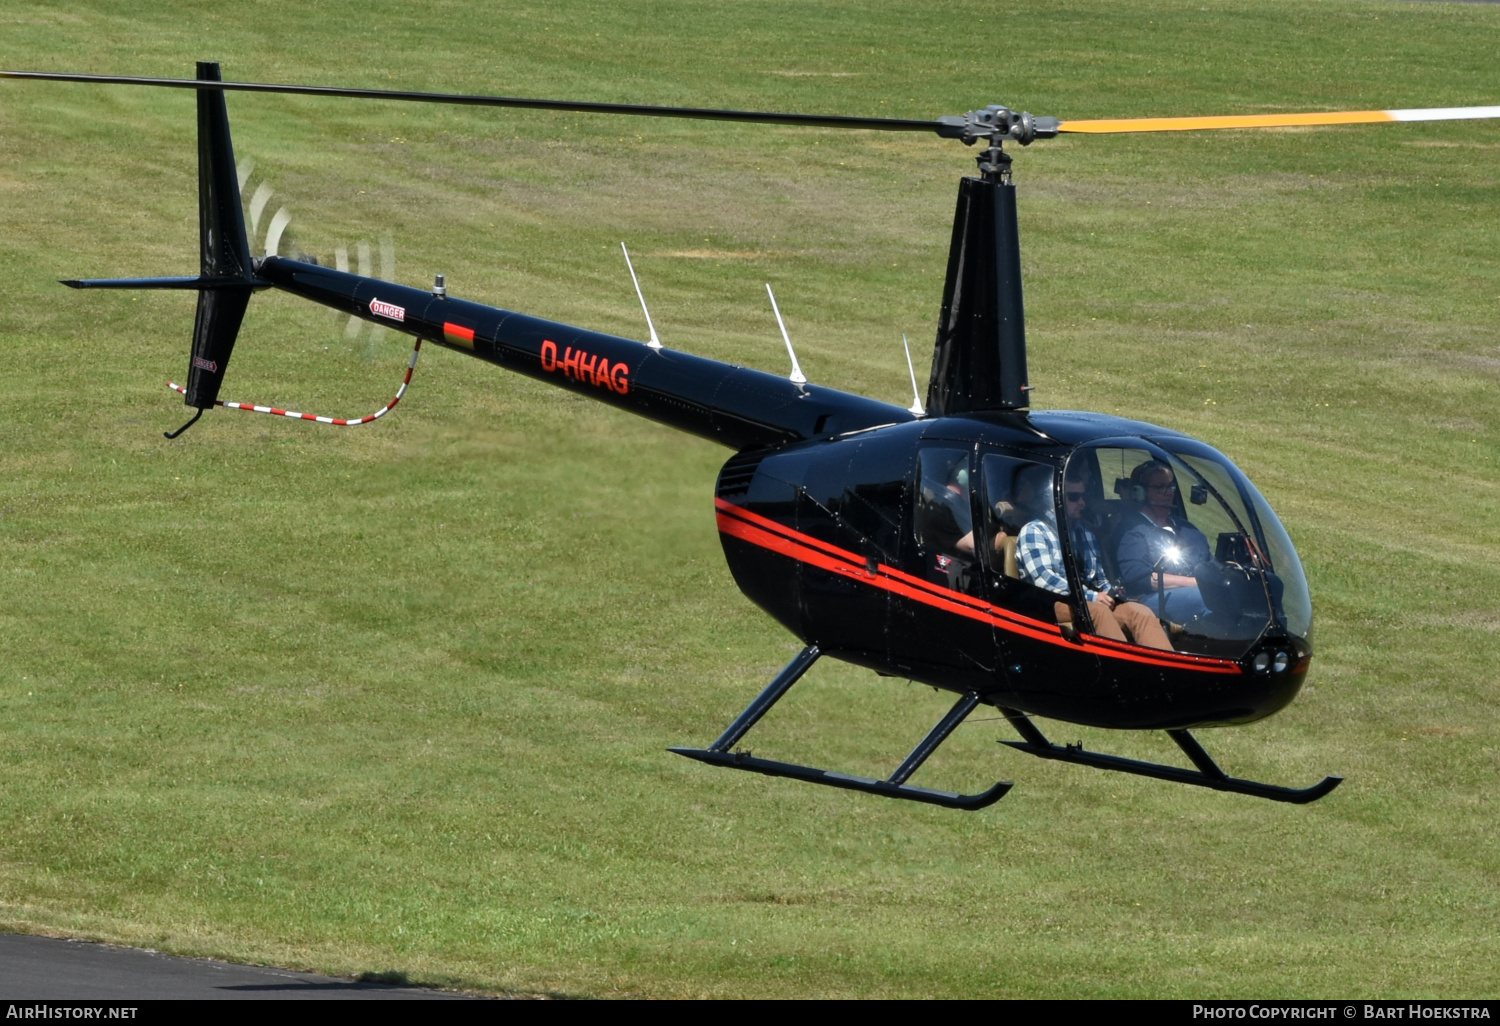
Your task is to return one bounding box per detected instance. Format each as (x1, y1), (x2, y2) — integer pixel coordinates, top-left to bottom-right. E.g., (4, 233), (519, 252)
(1064, 438), (1311, 659)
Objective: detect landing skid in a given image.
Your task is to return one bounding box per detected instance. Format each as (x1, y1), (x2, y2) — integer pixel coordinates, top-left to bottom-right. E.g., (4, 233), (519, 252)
(670, 645), (1012, 810)
(671, 647), (1339, 809)
(669, 748), (1012, 810)
(997, 708), (1343, 805)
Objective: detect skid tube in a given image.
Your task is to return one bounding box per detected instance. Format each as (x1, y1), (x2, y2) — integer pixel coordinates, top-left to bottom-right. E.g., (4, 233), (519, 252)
(997, 708), (1343, 804)
(670, 645), (1012, 811)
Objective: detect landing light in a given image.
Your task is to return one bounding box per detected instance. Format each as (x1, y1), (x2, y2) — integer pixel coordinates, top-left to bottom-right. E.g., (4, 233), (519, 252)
(1252, 652), (1271, 674)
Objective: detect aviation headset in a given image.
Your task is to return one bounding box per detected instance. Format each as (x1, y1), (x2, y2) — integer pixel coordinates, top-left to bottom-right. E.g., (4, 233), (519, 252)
(1127, 459), (1174, 504)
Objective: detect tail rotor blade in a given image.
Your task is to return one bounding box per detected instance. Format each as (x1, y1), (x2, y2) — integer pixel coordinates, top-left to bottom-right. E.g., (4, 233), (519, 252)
(368, 237), (395, 345)
(326, 237), (398, 344)
(249, 182), (273, 237)
(264, 206), (291, 257)
(340, 240), (373, 340)
(331, 246), (358, 331)
(379, 235), (395, 282)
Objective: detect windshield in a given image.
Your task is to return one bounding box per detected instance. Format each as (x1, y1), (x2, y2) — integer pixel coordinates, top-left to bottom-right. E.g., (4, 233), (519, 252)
(1065, 440), (1311, 658)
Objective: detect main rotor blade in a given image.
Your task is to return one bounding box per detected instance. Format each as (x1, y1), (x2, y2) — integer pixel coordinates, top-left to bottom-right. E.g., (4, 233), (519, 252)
(1059, 105), (1500, 134)
(0, 70), (940, 134)
(11, 68), (1495, 141)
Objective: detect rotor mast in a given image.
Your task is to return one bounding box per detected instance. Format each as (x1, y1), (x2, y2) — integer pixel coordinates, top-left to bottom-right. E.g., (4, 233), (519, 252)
(925, 106), (1055, 416)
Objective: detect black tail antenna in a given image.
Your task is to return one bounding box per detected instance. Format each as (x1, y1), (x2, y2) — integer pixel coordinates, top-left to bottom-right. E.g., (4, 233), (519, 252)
(60, 61), (262, 438)
(162, 407), (203, 439)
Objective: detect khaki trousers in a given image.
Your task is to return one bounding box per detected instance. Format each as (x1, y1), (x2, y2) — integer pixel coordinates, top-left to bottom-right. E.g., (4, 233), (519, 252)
(1058, 599), (1173, 651)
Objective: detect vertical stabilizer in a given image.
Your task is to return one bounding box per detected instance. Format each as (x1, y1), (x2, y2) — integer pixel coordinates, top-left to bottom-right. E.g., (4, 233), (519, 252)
(184, 61), (255, 410)
(926, 176), (1029, 415)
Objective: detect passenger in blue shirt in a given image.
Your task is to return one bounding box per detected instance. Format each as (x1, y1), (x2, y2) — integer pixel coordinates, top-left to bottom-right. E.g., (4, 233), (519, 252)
(1115, 460), (1213, 625)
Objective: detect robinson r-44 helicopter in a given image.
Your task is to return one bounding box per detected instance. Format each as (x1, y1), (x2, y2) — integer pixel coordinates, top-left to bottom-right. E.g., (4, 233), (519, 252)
(7, 64), (1498, 809)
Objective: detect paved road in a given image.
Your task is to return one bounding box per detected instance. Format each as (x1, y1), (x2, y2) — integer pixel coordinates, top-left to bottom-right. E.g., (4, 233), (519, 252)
(0, 934), (474, 1000)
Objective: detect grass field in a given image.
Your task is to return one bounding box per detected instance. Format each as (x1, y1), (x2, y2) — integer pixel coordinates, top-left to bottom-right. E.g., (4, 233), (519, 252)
(1, 0), (1498, 998)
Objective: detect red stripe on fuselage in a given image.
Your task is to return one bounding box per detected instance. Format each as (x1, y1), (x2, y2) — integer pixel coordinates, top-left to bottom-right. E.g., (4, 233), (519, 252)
(715, 512), (1067, 644)
(714, 498), (1242, 675)
(716, 499), (1018, 622)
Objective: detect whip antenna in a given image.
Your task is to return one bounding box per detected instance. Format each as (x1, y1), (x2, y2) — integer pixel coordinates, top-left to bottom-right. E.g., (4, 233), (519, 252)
(621, 243), (662, 350)
(902, 334), (925, 417)
(765, 284), (806, 385)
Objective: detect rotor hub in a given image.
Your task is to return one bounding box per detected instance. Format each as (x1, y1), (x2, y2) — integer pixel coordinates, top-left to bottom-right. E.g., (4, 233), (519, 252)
(937, 105), (1060, 146)
(937, 105), (1060, 181)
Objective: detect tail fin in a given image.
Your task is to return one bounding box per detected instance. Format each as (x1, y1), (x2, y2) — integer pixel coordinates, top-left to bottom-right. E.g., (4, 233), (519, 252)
(62, 61), (258, 413)
(184, 60), (256, 409)
(925, 176), (1030, 416)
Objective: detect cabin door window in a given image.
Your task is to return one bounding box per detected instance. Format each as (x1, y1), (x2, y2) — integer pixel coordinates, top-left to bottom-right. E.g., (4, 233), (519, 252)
(912, 447), (977, 593)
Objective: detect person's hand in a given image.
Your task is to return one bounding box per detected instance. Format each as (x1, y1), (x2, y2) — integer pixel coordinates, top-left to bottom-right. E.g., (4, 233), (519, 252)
(1095, 592), (1116, 610)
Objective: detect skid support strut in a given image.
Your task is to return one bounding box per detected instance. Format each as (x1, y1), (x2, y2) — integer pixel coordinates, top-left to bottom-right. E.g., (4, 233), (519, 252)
(670, 646), (1011, 810)
(997, 708), (1342, 804)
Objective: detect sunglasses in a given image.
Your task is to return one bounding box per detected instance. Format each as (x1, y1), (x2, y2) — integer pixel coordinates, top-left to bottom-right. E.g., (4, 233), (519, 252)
(1064, 491), (1087, 502)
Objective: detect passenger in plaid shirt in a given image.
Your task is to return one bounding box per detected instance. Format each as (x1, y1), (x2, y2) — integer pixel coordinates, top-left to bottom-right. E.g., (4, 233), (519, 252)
(1015, 465), (1172, 651)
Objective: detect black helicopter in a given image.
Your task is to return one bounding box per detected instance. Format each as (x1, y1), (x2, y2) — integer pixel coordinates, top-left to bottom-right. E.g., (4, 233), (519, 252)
(7, 65), (1497, 810)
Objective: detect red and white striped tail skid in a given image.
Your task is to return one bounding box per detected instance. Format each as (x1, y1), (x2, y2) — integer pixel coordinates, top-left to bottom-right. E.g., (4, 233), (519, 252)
(169, 338), (421, 425)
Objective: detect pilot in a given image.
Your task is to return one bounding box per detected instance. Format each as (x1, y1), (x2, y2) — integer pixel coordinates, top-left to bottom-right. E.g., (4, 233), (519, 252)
(1115, 460), (1212, 624)
(1015, 464), (1172, 651)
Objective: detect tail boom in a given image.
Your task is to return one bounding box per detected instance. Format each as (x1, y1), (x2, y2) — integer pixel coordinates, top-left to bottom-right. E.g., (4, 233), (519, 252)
(255, 255), (912, 451)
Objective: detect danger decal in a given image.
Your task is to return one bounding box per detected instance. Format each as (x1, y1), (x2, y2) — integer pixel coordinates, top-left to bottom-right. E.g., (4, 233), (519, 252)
(539, 339), (630, 395)
(191, 356), (218, 372)
(370, 297), (406, 322)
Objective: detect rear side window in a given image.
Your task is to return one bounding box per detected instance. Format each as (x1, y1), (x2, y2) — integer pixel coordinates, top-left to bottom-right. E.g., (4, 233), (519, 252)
(912, 448), (974, 591)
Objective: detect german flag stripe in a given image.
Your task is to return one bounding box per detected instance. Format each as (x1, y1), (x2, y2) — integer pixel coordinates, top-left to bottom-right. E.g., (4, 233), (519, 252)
(443, 322), (476, 349)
